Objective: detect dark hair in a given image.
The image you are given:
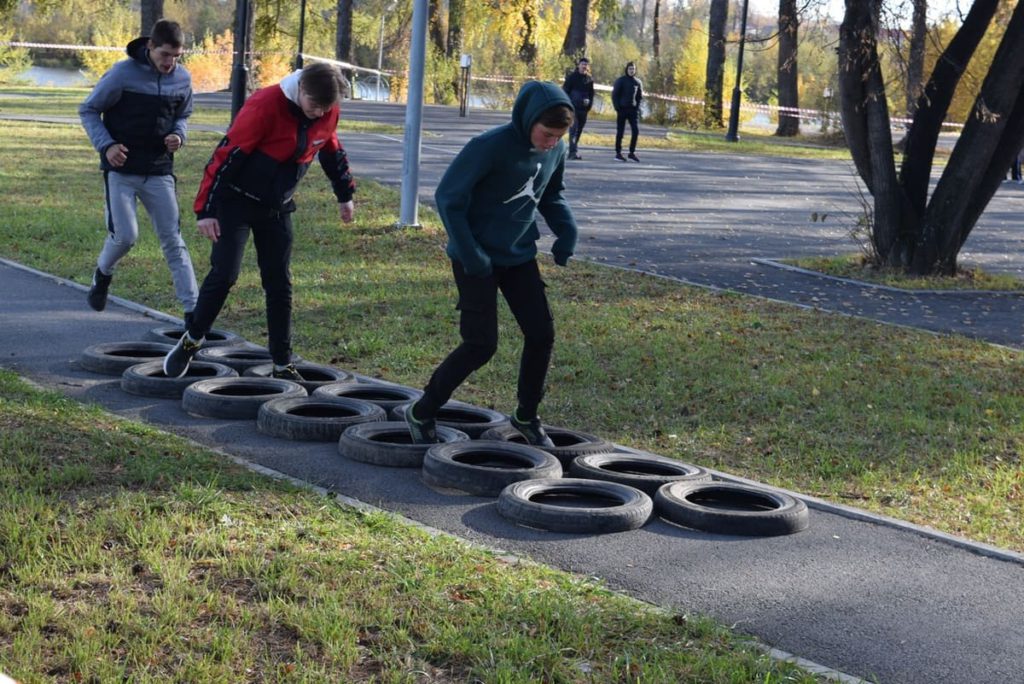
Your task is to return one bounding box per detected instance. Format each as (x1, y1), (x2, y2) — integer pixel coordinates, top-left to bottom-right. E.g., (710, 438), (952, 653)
(299, 62), (350, 106)
(577, 57), (589, 65)
(150, 20), (184, 49)
(624, 61), (636, 74)
(537, 104), (574, 129)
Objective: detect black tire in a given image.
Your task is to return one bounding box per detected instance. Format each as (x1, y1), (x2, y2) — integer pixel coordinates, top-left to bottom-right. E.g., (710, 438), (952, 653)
(79, 341), (173, 375)
(422, 440), (562, 496)
(312, 382), (423, 417)
(145, 325), (244, 348)
(338, 421), (469, 468)
(120, 360), (238, 399)
(497, 478), (652, 534)
(194, 345), (283, 373)
(392, 400), (508, 438)
(181, 377), (307, 420)
(256, 395), (386, 441)
(569, 453), (711, 496)
(480, 424), (615, 467)
(654, 481), (809, 537)
(244, 362), (354, 393)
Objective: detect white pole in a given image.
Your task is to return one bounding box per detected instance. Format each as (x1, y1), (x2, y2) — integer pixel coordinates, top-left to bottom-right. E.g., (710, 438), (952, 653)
(376, 13), (385, 101)
(399, 0), (427, 227)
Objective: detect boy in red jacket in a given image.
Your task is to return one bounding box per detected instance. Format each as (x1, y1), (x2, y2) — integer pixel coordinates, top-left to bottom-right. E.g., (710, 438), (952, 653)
(164, 62), (356, 380)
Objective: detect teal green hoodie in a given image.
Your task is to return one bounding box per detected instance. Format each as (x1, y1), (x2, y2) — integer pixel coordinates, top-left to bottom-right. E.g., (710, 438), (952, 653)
(434, 80), (578, 277)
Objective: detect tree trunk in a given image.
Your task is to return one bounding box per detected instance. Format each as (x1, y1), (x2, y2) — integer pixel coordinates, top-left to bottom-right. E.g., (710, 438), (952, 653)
(639, 0), (647, 46)
(429, 0), (446, 56)
(518, 0), (538, 67)
(900, 0), (999, 218)
(915, 3), (1024, 274)
(336, 0), (354, 64)
(774, 0), (799, 136)
(561, 0), (588, 59)
(446, 0), (464, 59)
(652, 0), (660, 63)
(905, 0), (927, 117)
(140, 0), (164, 36)
(838, 0), (902, 264)
(704, 0), (728, 128)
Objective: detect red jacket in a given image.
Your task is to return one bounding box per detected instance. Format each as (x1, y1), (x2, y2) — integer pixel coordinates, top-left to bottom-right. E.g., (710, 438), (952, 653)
(195, 75), (355, 218)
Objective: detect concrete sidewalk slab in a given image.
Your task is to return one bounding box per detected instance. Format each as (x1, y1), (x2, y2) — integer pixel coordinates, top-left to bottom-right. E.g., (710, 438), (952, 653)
(3, 257), (1024, 684)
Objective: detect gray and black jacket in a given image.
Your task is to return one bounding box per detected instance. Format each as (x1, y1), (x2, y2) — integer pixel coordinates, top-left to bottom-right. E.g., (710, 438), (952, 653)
(79, 36), (193, 176)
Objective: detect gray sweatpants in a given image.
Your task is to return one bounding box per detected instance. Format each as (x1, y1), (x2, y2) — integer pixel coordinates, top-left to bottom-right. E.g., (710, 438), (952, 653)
(97, 171), (199, 312)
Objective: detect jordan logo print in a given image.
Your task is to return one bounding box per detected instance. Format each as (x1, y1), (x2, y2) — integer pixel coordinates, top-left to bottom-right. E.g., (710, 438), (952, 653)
(503, 163), (543, 210)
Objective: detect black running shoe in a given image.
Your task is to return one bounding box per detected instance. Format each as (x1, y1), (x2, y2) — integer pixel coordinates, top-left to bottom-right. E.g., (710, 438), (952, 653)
(271, 364), (305, 382)
(87, 268), (112, 311)
(163, 332), (203, 378)
(405, 402), (439, 444)
(509, 411), (555, 448)
(628, 152), (640, 163)
(615, 153), (627, 162)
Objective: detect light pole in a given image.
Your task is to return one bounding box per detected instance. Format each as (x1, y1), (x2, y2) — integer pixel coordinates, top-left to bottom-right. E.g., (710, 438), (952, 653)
(377, 11), (385, 101)
(724, 0), (750, 142)
(295, 0), (307, 70)
(230, 0), (250, 122)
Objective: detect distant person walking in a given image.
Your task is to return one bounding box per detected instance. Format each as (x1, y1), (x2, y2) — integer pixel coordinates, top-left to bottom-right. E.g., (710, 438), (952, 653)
(1011, 147), (1023, 183)
(404, 81), (578, 446)
(79, 19), (199, 323)
(562, 57), (594, 160)
(612, 61), (643, 163)
(162, 63), (356, 381)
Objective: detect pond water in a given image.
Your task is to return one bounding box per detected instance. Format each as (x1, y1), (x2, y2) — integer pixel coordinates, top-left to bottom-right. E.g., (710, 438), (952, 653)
(18, 65), (91, 87)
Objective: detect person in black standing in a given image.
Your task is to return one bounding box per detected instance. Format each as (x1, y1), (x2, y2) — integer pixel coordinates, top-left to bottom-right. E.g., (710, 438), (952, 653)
(612, 61), (643, 162)
(562, 57), (594, 161)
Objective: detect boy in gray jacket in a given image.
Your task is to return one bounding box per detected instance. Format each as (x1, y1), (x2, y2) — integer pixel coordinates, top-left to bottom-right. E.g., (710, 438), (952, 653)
(79, 19), (198, 325)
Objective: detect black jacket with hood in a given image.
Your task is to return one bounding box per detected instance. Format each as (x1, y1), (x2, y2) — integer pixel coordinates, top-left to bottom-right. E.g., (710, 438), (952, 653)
(79, 36), (193, 176)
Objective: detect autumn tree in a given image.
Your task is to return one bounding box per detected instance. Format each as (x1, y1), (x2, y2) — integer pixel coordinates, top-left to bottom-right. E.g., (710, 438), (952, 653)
(140, 0), (163, 35)
(775, 0), (799, 136)
(562, 0), (588, 59)
(838, 0), (1024, 275)
(704, 0), (728, 128)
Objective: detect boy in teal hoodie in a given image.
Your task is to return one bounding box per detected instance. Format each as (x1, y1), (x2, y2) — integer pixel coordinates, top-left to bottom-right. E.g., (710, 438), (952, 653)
(407, 80), (578, 445)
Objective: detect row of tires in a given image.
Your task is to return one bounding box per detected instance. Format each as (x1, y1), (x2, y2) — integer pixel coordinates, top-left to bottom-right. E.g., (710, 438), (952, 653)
(78, 328), (810, 537)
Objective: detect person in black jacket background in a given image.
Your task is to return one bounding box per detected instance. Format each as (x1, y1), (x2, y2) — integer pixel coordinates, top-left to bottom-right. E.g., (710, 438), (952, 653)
(611, 61), (643, 162)
(562, 57), (594, 161)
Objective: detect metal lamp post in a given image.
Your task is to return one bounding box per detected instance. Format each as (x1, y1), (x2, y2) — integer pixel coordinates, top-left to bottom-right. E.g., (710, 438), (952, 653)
(724, 0), (750, 142)
(295, 0), (307, 70)
(230, 0), (250, 122)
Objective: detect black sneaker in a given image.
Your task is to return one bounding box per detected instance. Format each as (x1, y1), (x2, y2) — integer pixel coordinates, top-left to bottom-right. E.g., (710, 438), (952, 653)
(405, 402), (439, 444)
(271, 364), (304, 382)
(509, 412), (555, 448)
(571, 153), (582, 160)
(628, 153), (640, 163)
(163, 332), (203, 378)
(87, 268), (112, 311)
(615, 153), (627, 162)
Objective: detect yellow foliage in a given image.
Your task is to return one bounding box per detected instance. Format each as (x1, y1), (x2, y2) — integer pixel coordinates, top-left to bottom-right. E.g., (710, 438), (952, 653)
(79, 5), (135, 82)
(184, 31), (234, 94)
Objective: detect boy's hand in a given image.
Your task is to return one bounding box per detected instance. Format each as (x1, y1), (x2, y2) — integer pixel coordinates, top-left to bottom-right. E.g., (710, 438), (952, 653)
(164, 134), (183, 151)
(105, 143), (129, 167)
(554, 253), (570, 267)
(198, 217), (221, 243)
(339, 200), (355, 223)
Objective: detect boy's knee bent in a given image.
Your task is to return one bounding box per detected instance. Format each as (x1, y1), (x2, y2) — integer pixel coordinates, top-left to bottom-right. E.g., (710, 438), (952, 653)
(461, 339), (498, 367)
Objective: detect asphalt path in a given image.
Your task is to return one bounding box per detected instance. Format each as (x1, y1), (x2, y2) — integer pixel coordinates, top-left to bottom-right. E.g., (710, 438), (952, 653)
(4, 96), (1024, 682)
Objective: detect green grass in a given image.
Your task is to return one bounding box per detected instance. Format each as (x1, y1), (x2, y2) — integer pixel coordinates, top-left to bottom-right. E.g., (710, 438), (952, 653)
(0, 371), (820, 682)
(786, 253), (1024, 291)
(2, 115), (1023, 556)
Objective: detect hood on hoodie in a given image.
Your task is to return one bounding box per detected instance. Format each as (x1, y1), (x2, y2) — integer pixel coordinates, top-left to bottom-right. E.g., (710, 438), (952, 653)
(279, 70), (302, 105)
(510, 80), (573, 143)
(126, 36), (150, 65)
